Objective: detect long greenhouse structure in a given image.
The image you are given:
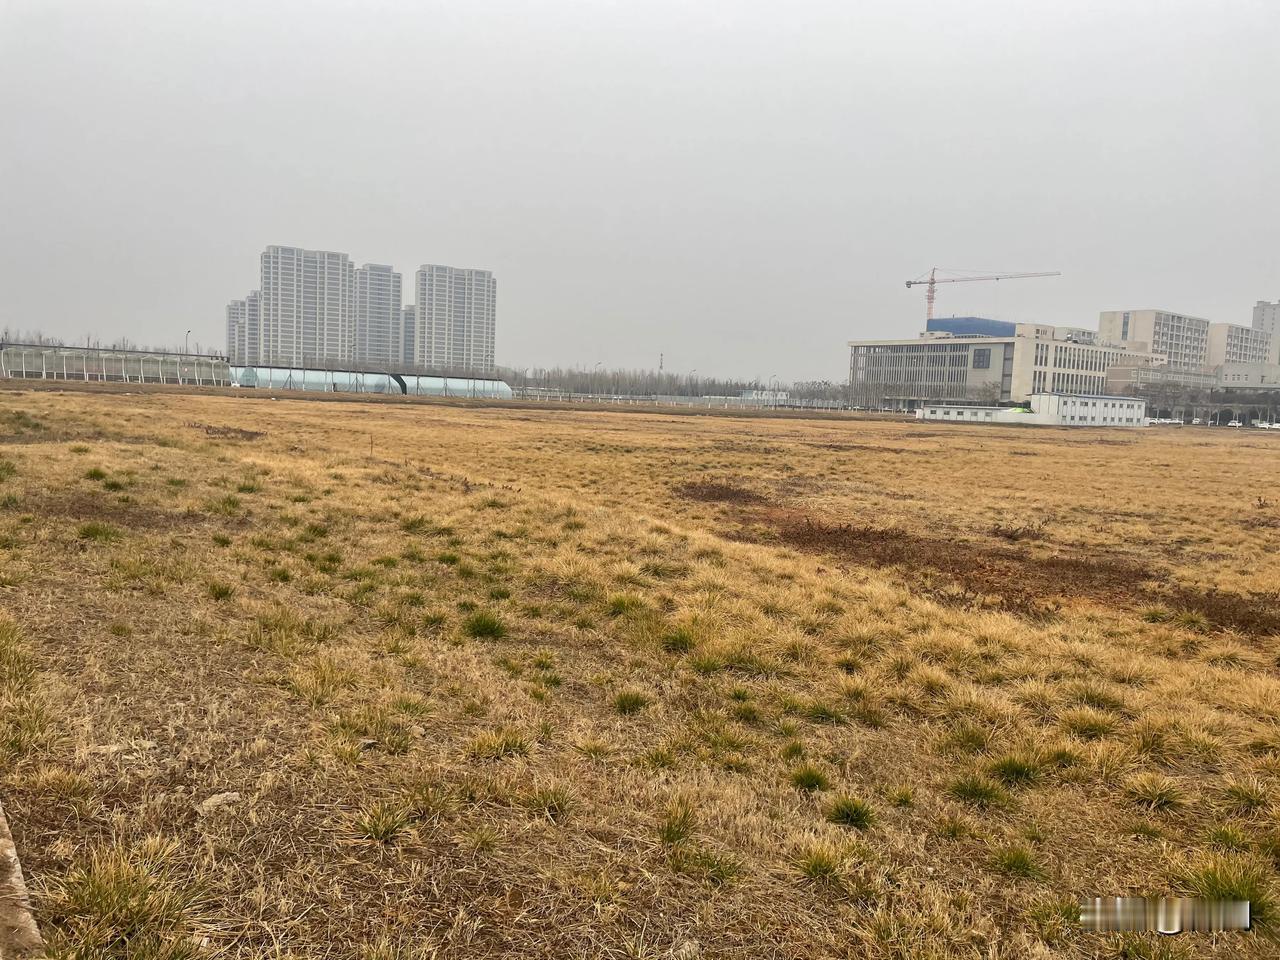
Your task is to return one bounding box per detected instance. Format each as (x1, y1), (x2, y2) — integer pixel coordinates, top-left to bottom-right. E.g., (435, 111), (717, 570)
(231, 366), (513, 398)
(0, 344), (512, 399)
(0, 343), (231, 386)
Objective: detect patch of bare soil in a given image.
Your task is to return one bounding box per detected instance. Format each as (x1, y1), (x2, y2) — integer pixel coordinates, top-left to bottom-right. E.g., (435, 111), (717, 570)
(676, 481), (766, 505)
(187, 422), (265, 440)
(803, 442), (921, 454)
(30, 492), (200, 531)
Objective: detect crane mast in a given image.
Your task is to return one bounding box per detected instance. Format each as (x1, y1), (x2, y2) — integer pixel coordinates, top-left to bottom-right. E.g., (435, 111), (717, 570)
(905, 269), (1061, 321)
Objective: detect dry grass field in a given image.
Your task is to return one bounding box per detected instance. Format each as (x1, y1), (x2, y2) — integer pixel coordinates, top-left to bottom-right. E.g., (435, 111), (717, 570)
(2, 387), (1279, 960)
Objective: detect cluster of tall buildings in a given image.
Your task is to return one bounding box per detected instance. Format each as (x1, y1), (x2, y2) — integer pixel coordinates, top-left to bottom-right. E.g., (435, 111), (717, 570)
(848, 301), (1280, 409)
(225, 246), (496, 372)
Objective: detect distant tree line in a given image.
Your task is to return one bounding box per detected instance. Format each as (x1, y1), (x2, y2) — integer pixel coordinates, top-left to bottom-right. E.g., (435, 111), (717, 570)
(500, 365), (793, 398)
(0, 328), (213, 356)
(1127, 381), (1280, 421)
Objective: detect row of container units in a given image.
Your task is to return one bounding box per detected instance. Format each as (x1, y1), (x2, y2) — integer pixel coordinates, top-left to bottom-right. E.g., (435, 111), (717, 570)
(915, 393), (1148, 428)
(0, 344), (231, 386)
(230, 366), (513, 399)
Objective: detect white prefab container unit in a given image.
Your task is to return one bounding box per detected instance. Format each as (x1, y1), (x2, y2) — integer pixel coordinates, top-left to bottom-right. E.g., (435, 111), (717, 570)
(1027, 393), (1146, 426)
(916, 393), (1146, 428)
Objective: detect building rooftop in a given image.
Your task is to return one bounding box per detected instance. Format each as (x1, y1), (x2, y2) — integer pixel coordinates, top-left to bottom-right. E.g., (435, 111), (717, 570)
(847, 335), (1013, 346)
(1030, 392), (1141, 401)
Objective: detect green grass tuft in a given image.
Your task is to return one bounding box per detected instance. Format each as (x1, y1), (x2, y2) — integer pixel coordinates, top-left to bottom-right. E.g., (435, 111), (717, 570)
(1125, 772), (1185, 811)
(77, 521), (121, 542)
(669, 845), (740, 887)
(613, 690), (651, 715)
(1221, 776), (1268, 814)
(989, 754), (1042, 787)
(825, 795), (875, 830)
(661, 627), (697, 654)
(353, 800), (410, 844)
(42, 840), (205, 959)
(991, 843), (1044, 879)
(659, 798), (697, 845)
(206, 580), (235, 601)
(793, 841), (844, 886)
(524, 784), (574, 823)
(947, 776), (1009, 809)
(1174, 852), (1276, 929)
(463, 610), (506, 639)
(789, 763), (830, 792)
(468, 727), (530, 760)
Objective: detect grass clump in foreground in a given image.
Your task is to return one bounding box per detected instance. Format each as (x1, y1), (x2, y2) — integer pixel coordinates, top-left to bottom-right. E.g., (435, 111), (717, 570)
(789, 763), (830, 792)
(15, 390), (1280, 957)
(1125, 772), (1186, 811)
(524, 784), (574, 823)
(77, 521), (121, 542)
(825, 795), (875, 829)
(661, 626), (697, 654)
(990, 843), (1044, 879)
(793, 840), (845, 887)
(353, 800), (411, 844)
(947, 776), (1009, 809)
(1174, 852), (1276, 929)
(41, 839), (205, 959)
(613, 689), (651, 715)
(658, 798), (696, 845)
(467, 727), (530, 760)
(463, 610), (506, 639)
(989, 753), (1041, 787)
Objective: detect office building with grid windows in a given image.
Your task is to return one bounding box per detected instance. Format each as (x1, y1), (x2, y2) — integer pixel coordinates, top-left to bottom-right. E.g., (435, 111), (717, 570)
(848, 323), (1157, 410)
(1098, 309), (1210, 370)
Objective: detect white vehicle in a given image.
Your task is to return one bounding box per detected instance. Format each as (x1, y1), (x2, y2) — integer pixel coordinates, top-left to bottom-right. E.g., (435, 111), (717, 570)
(1145, 418), (1159, 426)
(1192, 418), (1202, 425)
(1228, 420), (1242, 428)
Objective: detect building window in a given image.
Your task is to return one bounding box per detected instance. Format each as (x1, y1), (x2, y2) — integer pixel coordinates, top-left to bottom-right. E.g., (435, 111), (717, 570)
(972, 348), (991, 369)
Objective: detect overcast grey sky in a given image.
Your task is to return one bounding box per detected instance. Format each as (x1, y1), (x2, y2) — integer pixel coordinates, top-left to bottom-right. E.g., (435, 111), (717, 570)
(2, 0), (1276, 381)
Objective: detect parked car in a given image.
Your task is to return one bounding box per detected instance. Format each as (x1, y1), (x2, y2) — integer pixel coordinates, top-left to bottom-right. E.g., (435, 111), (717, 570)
(1192, 418), (1202, 425)
(1228, 420), (1242, 428)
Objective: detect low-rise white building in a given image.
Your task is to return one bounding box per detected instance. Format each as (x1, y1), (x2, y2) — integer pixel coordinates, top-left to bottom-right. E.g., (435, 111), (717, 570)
(1217, 362), (1280, 389)
(915, 393), (1146, 428)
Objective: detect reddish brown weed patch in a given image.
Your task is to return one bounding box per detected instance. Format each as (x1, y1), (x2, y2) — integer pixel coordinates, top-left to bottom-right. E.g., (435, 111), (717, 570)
(715, 497), (1280, 636)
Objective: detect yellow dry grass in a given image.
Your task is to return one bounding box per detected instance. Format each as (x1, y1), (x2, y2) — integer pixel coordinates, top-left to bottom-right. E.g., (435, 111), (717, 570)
(1, 388), (1278, 959)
